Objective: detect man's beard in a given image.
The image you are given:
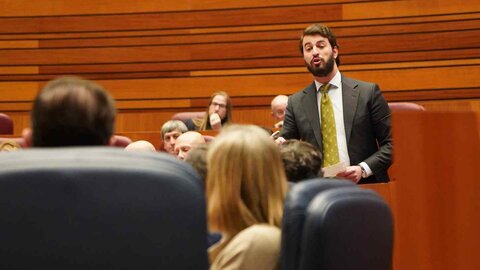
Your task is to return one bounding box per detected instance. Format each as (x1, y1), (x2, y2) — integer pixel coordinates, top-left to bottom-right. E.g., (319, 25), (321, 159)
(306, 54), (335, 77)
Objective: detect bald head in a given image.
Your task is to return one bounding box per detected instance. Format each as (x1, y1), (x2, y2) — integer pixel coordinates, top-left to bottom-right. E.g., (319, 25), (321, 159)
(124, 140), (156, 153)
(271, 95), (288, 126)
(174, 131), (206, 160)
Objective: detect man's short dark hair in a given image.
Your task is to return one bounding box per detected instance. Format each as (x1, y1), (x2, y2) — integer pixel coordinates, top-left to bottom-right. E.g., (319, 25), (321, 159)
(31, 76), (116, 147)
(299, 23), (341, 66)
(280, 139), (323, 182)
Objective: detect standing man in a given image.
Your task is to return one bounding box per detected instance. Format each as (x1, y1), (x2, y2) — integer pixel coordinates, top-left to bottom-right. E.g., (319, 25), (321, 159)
(278, 24), (392, 184)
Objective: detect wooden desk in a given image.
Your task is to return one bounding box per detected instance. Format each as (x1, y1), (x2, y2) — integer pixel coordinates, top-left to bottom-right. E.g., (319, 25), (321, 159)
(364, 111), (480, 270)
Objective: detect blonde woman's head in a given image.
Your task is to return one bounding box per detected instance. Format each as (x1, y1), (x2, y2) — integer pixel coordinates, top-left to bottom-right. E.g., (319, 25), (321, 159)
(206, 124), (287, 236)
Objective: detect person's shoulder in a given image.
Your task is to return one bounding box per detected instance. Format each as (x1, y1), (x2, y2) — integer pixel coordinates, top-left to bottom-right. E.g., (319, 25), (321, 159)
(342, 75), (377, 89)
(236, 224), (281, 241)
(290, 82), (315, 100)
(227, 225), (281, 255)
(211, 225), (281, 270)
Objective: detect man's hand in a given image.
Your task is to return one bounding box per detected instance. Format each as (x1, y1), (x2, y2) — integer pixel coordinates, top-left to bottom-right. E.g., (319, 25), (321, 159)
(274, 136), (286, 145)
(336, 165), (363, 183)
(274, 120), (284, 129)
(209, 113), (222, 130)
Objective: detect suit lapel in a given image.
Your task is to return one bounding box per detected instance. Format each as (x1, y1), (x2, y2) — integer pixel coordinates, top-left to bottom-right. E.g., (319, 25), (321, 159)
(301, 82), (322, 149)
(342, 76), (359, 143)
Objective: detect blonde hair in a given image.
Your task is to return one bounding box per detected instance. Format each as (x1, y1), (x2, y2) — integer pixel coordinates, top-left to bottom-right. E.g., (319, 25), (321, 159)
(207, 124), (287, 237)
(0, 140), (21, 152)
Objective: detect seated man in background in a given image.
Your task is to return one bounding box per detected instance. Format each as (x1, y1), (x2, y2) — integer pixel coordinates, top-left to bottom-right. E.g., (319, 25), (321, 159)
(160, 120), (188, 155)
(184, 143), (209, 188)
(22, 76), (116, 147)
(270, 95), (288, 129)
(279, 139), (323, 183)
(174, 131), (206, 160)
(124, 140), (157, 153)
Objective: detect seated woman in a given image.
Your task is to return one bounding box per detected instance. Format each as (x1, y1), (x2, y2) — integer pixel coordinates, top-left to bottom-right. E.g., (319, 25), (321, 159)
(186, 91), (233, 131)
(207, 124), (288, 270)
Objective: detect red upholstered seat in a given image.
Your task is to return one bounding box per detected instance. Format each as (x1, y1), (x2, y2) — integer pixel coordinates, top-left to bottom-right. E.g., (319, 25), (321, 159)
(388, 102), (425, 112)
(0, 113), (13, 135)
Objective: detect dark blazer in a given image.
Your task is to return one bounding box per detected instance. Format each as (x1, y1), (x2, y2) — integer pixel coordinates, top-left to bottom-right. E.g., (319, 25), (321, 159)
(280, 75), (392, 183)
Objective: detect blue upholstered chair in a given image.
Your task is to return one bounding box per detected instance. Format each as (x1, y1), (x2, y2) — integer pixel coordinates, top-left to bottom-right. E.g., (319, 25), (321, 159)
(0, 147), (208, 270)
(299, 187), (394, 270)
(281, 178), (355, 270)
(0, 113), (13, 134)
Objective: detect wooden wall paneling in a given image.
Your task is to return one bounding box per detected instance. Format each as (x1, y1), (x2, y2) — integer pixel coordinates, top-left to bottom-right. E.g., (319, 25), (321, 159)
(114, 110), (179, 132)
(0, 5), (342, 34)
(0, 66), (39, 75)
(37, 58), (303, 77)
(0, 0), (371, 17)
(32, 18), (480, 50)
(343, 0), (480, 20)
(4, 28), (479, 64)
(0, 82), (39, 102)
(1, 11), (478, 42)
(0, 40), (298, 65)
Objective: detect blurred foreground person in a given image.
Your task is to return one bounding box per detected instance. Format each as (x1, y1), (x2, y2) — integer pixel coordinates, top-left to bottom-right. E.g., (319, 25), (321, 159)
(207, 124), (288, 270)
(23, 76), (116, 147)
(124, 140), (156, 153)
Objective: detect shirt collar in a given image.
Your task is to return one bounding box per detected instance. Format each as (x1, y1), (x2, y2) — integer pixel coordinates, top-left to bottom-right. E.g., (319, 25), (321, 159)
(315, 70), (342, 92)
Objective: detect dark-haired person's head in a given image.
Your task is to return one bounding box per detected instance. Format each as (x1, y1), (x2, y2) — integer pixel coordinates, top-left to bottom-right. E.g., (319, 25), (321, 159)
(279, 139), (323, 182)
(299, 23), (340, 67)
(25, 76), (116, 147)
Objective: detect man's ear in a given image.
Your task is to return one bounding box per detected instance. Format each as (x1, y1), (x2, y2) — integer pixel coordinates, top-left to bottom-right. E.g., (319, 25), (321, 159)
(22, 128), (32, 147)
(333, 46), (339, 59)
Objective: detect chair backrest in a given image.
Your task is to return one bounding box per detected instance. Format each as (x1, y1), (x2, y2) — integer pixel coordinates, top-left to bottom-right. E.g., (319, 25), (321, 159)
(0, 113), (13, 134)
(0, 147), (209, 270)
(172, 111), (206, 122)
(281, 178), (355, 270)
(299, 187), (393, 270)
(111, 134), (133, 148)
(388, 102), (425, 112)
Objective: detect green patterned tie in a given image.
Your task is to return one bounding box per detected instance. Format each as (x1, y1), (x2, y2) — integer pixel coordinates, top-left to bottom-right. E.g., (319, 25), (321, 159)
(319, 83), (340, 167)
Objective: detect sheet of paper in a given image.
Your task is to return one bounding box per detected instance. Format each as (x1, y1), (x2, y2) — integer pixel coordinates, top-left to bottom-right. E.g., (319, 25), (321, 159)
(322, 161), (347, 177)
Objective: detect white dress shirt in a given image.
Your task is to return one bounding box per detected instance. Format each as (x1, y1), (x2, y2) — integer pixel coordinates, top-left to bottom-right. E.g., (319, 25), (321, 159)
(315, 71), (373, 176)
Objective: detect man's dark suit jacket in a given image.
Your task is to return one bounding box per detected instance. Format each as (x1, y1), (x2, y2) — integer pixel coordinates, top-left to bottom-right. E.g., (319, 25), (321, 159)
(280, 75), (392, 183)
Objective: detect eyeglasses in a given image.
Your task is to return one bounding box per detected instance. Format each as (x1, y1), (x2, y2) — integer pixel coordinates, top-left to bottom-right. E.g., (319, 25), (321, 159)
(210, 102), (227, 109)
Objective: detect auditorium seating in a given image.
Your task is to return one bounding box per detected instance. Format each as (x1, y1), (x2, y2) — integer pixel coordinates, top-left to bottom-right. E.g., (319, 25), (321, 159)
(171, 111), (206, 124)
(299, 187), (393, 270)
(0, 147), (209, 270)
(111, 134), (133, 148)
(0, 113), (13, 134)
(281, 178), (355, 270)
